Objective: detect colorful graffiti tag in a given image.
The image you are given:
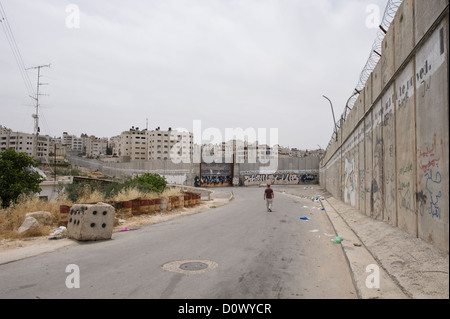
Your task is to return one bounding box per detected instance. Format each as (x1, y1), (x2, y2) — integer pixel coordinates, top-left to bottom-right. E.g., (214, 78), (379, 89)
(242, 174), (316, 186)
(418, 134), (444, 219)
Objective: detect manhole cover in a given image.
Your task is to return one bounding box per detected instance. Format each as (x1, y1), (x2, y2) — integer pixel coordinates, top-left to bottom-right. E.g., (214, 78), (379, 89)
(161, 260), (218, 275)
(180, 262), (209, 271)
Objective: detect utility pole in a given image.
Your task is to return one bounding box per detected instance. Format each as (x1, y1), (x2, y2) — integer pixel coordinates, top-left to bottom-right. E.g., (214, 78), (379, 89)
(27, 64), (51, 159)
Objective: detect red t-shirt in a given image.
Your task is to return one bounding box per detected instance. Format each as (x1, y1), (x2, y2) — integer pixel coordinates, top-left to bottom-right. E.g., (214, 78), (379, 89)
(265, 188), (274, 199)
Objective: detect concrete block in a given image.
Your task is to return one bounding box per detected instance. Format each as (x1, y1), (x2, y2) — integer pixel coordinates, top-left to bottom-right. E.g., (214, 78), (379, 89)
(364, 110), (373, 217)
(371, 61), (382, 106)
(67, 203), (115, 241)
(415, 0), (449, 45)
(415, 20), (449, 252)
(394, 0), (415, 70)
(364, 73), (373, 109)
(356, 90), (365, 122)
(395, 60), (417, 237)
(358, 122), (365, 212)
(372, 101), (384, 221)
(381, 25), (396, 89)
(381, 84), (396, 226)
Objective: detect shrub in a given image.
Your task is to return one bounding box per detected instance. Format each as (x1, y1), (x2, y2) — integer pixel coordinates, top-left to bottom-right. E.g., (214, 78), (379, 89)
(129, 173), (168, 194)
(0, 149), (44, 208)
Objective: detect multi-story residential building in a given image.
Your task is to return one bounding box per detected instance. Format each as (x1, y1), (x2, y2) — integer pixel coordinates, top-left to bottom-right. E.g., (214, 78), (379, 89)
(85, 136), (108, 158)
(117, 126), (193, 162)
(62, 132), (72, 147)
(148, 127), (193, 161)
(0, 130), (34, 157)
(0, 126), (52, 162)
(109, 135), (120, 157)
(118, 127), (148, 161)
(71, 136), (84, 153)
(36, 135), (52, 162)
(0, 125), (12, 135)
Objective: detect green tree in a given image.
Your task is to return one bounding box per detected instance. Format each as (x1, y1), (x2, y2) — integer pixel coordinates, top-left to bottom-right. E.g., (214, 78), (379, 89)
(0, 149), (45, 208)
(130, 173), (167, 193)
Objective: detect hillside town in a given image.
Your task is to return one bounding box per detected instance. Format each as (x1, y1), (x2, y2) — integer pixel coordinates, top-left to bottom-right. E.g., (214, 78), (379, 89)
(1, 124), (325, 165)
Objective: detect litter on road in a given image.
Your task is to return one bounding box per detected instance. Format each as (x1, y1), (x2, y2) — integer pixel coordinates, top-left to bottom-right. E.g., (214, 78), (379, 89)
(50, 226), (66, 236)
(332, 236), (343, 244)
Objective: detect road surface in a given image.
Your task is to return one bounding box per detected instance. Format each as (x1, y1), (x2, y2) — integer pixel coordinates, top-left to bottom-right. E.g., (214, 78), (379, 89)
(0, 187), (357, 299)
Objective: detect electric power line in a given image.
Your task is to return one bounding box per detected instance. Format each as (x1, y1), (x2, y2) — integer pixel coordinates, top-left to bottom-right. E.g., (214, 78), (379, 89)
(0, 1), (36, 100)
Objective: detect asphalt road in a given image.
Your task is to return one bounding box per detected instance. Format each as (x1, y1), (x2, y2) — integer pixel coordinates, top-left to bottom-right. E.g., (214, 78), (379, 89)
(0, 187), (357, 299)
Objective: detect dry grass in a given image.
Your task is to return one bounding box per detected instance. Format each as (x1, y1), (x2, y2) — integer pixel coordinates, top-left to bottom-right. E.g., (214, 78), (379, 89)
(0, 186), (185, 240)
(0, 195), (61, 239)
(160, 187), (184, 199)
(109, 187), (146, 202)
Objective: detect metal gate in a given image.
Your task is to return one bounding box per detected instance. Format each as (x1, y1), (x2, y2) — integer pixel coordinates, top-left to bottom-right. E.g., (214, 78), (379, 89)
(199, 163), (233, 187)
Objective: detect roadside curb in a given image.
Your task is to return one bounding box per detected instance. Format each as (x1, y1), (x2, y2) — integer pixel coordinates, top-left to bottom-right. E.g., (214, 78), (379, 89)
(322, 197), (449, 299)
(321, 199), (408, 299)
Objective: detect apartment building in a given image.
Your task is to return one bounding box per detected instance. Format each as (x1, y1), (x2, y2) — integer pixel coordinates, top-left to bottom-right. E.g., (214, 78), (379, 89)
(36, 135), (52, 162)
(148, 127), (193, 161)
(109, 135), (120, 157)
(0, 126), (52, 162)
(85, 136), (108, 158)
(0, 130), (34, 157)
(117, 126), (193, 162)
(118, 127), (148, 161)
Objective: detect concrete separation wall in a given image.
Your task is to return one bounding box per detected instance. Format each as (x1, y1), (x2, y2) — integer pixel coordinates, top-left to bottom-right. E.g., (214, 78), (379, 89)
(320, 0), (449, 253)
(68, 152), (320, 187)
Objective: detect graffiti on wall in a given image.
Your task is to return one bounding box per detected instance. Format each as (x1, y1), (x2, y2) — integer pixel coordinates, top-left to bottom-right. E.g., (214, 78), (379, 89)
(398, 163), (414, 212)
(163, 174), (187, 185)
(417, 133), (444, 219)
(200, 163), (233, 187)
(344, 158), (356, 207)
(200, 175), (232, 187)
(243, 173), (315, 186)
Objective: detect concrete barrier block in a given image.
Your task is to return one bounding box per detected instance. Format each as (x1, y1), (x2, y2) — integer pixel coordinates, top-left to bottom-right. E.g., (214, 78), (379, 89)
(381, 25), (395, 89)
(363, 74), (372, 109)
(415, 0), (448, 45)
(394, 0), (415, 70)
(67, 202), (115, 241)
(356, 90), (365, 122)
(371, 61), (382, 106)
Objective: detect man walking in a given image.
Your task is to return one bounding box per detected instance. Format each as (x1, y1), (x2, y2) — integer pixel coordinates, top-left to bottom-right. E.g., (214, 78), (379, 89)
(264, 184), (274, 212)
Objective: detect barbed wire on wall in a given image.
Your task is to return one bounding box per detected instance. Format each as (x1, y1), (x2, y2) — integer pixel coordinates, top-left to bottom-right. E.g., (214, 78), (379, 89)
(325, 0), (403, 151)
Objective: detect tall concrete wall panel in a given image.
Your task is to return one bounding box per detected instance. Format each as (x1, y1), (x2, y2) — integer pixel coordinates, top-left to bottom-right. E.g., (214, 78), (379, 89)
(382, 85), (397, 225)
(415, 0), (449, 45)
(320, 1), (449, 252)
(372, 100), (384, 221)
(357, 123), (365, 212)
(415, 17), (449, 251)
(394, 0), (415, 69)
(371, 61), (382, 105)
(395, 60), (417, 236)
(364, 113), (373, 217)
(381, 20), (396, 88)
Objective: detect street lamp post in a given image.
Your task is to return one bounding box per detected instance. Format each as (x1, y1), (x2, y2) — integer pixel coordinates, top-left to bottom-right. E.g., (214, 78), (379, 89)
(323, 95), (338, 140)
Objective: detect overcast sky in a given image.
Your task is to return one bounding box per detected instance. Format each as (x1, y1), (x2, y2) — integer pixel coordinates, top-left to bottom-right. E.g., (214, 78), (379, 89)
(1, 0), (388, 150)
